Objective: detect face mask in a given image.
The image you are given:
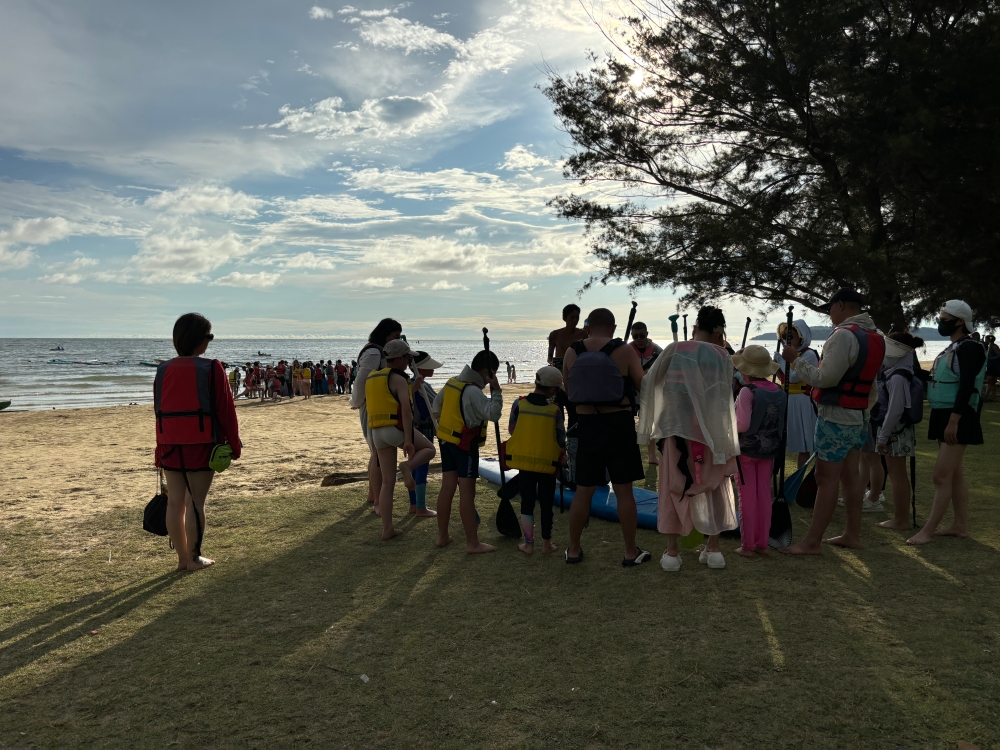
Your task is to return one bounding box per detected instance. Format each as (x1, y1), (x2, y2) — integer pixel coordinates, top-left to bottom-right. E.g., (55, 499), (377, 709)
(883, 354), (901, 368)
(937, 318), (958, 337)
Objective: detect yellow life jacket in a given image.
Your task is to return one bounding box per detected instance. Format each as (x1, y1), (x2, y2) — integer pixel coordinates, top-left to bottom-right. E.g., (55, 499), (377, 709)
(366, 368), (412, 429)
(436, 376), (487, 449)
(504, 397), (561, 475)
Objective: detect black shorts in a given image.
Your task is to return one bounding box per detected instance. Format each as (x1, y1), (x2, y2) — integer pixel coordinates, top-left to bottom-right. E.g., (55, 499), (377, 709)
(575, 410), (645, 487)
(440, 441), (479, 479)
(928, 407), (983, 445)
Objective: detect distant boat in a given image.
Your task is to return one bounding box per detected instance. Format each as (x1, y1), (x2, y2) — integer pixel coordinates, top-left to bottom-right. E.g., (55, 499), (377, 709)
(257, 351), (272, 356)
(138, 361), (159, 367)
(50, 346), (64, 351)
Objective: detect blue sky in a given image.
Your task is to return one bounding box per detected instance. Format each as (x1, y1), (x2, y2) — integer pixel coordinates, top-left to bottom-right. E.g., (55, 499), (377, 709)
(0, 0), (797, 340)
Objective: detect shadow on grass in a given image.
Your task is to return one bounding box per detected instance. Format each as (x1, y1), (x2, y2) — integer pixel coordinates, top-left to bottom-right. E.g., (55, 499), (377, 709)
(3, 454), (1000, 747)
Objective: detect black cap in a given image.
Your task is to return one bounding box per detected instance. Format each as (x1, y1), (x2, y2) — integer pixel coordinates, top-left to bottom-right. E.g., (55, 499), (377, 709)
(819, 287), (867, 312)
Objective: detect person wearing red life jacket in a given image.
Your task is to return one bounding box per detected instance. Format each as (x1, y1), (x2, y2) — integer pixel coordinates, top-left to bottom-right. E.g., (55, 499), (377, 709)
(780, 288), (885, 555)
(154, 313), (241, 572)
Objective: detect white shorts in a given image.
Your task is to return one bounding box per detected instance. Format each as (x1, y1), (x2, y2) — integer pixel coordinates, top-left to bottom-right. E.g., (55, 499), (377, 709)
(371, 426), (405, 450)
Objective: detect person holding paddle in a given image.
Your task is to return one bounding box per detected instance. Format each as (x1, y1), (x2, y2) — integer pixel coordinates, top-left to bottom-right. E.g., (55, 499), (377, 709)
(780, 288), (885, 555)
(562, 307), (649, 567)
(432, 349), (504, 553)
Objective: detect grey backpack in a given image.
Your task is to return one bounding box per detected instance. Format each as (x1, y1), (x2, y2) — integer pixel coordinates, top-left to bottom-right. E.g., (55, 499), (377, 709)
(567, 340), (629, 407)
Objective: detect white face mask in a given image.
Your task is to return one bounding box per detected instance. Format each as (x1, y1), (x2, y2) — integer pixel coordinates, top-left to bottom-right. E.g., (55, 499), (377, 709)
(883, 354), (902, 368)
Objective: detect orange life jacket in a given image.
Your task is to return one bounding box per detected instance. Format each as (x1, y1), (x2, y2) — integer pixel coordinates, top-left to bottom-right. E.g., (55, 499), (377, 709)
(154, 358), (217, 445)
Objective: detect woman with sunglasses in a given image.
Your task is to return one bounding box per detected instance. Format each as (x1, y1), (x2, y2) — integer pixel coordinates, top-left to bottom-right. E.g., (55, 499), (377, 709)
(907, 300), (986, 545)
(154, 313), (241, 571)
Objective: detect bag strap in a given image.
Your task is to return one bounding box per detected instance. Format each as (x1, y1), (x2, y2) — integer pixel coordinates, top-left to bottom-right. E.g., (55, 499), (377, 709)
(177, 447), (204, 559)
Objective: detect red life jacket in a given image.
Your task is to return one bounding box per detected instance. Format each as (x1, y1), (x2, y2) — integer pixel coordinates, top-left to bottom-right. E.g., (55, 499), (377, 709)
(154, 358), (217, 445)
(812, 325), (885, 410)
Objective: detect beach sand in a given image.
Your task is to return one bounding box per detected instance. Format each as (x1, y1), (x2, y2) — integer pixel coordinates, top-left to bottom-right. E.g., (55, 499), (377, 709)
(0, 384), (535, 538)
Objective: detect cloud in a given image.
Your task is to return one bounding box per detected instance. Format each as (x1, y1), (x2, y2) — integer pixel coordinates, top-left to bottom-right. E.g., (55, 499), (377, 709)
(269, 93), (447, 139)
(132, 230), (263, 283)
(359, 17), (460, 54)
(445, 26), (522, 78)
(455, 226), (477, 236)
(431, 279), (468, 290)
(338, 5), (358, 13)
(281, 251), (337, 270)
(144, 185), (264, 218)
(214, 271), (280, 289)
(0, 216), (74, 248)
(277, 194), (398, 220)
(344, 276), (393, 288)
(0, 247), (36, 270)
(309, 6), (335, 19)
(498, 282), (528, 292)
(499, 144), (551, 171)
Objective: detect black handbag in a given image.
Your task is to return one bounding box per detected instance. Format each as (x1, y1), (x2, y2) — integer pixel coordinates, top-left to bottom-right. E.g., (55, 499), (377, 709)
(143, 470), (169, 536)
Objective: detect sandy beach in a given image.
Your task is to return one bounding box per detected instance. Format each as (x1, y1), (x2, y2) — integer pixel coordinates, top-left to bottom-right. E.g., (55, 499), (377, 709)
(0, 384), (535, 538)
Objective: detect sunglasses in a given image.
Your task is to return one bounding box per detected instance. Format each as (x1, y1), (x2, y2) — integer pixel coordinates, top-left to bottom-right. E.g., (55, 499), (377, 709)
(206, 333), (215, 341)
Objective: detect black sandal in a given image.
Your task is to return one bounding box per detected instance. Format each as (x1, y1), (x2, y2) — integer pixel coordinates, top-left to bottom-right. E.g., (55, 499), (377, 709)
(621, 548), (651, 568)
(564, 549), (584, 564)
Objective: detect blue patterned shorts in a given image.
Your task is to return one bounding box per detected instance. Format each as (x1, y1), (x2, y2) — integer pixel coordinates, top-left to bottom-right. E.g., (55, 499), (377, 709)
(814, 416), (869, 463)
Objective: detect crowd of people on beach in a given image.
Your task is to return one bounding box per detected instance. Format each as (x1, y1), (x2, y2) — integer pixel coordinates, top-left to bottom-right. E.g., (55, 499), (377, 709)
(150, 290), (990, 573)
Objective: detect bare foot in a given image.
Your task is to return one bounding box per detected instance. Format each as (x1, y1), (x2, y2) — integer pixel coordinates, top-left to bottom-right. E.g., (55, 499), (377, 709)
(181, 556), (215, 571)
(906, 531), (935, 545)
(734, 547), (754, 558)
(518, 542), (534, 555)
(935, 526), (969, 538)
(755, 547), (770, 557)
(366, 497), (375, 505)
(781, 541), (822, 556)
(877, 519), (913, 531)
(381, 528), (404, 541)
(415, 508), (437, 518)
(400, 462), (415, 490)
(435, 535), (452, 548)
(825, 535), (863, 549)
(467, 543), (496, 555)
(541, 541), (559, 555)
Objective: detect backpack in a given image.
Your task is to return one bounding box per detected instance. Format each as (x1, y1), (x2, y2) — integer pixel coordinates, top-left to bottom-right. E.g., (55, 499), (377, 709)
(871, 369), (924, 426)
(567, 339), (629, 407)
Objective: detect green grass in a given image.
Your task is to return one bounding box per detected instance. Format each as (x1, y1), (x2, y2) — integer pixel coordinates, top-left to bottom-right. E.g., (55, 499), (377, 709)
(3, 405), (1000, 748)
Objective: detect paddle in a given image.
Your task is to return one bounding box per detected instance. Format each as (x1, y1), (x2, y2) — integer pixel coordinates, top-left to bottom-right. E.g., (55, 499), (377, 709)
(768, 305), (795, 548)
(682, 314), (688, 341)
(623, 300), (638, 343)
(668, 314), (680, 343)
(910, 454), (918, 528)
(740, 317), (752, 349)
(483, 328), (521, 538)
(783, 452), (817, 505)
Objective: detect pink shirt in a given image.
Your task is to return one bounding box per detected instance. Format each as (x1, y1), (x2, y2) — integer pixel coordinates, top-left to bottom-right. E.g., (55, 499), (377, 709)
(736, 378), (781, 434)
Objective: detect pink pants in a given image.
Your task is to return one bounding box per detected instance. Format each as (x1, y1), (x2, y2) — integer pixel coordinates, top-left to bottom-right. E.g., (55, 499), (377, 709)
(738, 456), (773, 550)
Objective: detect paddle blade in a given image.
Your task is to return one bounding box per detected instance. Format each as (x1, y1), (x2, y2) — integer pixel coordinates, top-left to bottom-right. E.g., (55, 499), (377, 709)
(495, 496), (521, 538)
(496, 473), (521, 501)
(782, 453), (817, 505)
(768, 499), (793, 548)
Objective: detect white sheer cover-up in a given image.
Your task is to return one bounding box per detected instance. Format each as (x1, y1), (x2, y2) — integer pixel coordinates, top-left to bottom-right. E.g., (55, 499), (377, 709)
(637, 340), (740, 535)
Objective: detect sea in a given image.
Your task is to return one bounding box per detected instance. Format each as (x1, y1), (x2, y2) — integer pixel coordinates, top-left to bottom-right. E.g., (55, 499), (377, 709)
(0, 337), (955, 411)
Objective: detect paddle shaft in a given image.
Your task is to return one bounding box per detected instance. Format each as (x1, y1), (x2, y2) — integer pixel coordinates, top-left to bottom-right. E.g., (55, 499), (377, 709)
(481, 328), (505, 488)
(683, 314), (688, 341)
(776, 306), (794, 498)
(911, 454), (917, 528)
(623, 301), (638, 343)
(669, 314), (680, 343)
(741, 317), (751, 349)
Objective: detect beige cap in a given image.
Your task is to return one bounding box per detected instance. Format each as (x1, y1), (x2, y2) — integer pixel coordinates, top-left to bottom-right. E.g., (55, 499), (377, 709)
(732, 344), (781, 379)
(535, 365), (564, 388)
(941, 299), (974, 325)
(384, 339), (412, 359)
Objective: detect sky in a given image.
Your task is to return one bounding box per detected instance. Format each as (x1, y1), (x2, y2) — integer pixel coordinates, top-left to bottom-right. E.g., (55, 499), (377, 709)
(0, 0), (800, 340)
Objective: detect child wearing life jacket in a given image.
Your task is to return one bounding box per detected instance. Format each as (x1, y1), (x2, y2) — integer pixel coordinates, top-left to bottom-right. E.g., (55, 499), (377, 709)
(732, 345), (786, 557)
(408, 351), (443, 518)
(365, 339), (436, 541)
(506, 366), (566, 555)
(431, 349), (504, 554)
(154, 313), (241, 572)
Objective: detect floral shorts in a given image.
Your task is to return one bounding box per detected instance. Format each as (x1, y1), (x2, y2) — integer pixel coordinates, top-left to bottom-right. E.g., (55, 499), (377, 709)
(814, 416), (869, 463)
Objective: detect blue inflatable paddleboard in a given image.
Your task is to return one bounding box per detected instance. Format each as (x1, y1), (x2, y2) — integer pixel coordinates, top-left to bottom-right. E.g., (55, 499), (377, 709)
(478, 458), (659, 530)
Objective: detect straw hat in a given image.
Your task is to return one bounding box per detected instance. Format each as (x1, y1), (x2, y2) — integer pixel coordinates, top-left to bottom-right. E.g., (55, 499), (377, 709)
(732, 344), (781, 379)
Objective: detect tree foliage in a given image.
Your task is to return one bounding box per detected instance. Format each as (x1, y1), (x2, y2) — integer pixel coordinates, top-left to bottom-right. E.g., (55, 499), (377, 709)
(544, 0), (1000, 327)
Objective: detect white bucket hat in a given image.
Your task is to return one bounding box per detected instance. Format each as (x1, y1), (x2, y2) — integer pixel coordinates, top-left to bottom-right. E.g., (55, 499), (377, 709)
(884, 338), (914, 358)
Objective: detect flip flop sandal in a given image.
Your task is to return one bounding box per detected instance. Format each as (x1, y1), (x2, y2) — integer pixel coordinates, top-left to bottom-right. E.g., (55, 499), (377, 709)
(564, 549), (584, 564)
(621, 547), (652, 568)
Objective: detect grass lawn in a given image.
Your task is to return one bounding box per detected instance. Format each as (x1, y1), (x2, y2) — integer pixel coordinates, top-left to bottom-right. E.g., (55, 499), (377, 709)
(2, 405), (1000, 748)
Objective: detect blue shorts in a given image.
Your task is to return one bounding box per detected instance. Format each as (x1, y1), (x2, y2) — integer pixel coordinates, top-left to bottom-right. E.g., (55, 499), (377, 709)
(439, 441), (479, 479)
(814, 416), (869, 463)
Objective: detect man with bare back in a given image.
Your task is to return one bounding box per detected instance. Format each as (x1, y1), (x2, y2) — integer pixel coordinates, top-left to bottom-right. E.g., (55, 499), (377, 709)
(547, 304), (588, 371)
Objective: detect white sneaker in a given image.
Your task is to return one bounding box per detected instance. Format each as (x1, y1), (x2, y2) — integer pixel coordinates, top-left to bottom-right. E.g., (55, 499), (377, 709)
(862, 492), (885, 513)
(660, 552), (682, 572)
(706, 551), (726, 569)
(698, 547), (709, 564)
(837, 497), (845, 507)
